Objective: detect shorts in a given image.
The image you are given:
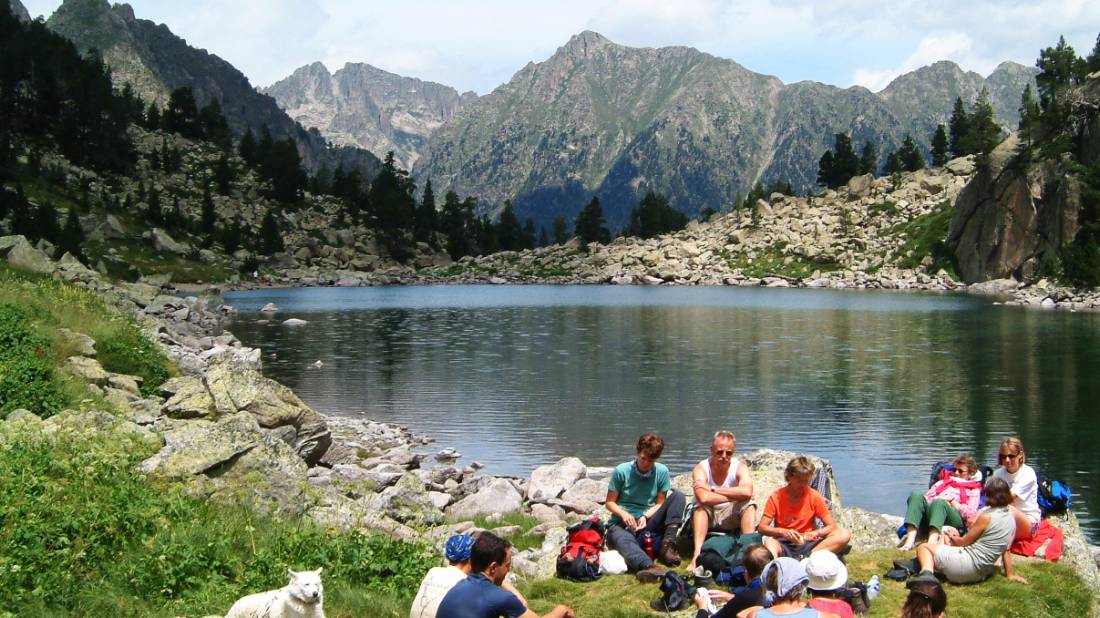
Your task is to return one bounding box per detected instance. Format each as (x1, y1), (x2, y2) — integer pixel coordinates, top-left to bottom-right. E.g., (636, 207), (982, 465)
(777, 538), (823, 559)
(933, 545), (994, 584)
(699, 499), (757, 531)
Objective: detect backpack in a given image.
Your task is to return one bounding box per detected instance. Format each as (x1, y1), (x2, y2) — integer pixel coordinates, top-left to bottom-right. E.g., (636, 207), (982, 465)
(839, 581), (872, 614)
(696, 532), (764, 576)
(556, 516), (605, 582)
(654, 570), (695, 612)
(1037, 476), (1071, 517)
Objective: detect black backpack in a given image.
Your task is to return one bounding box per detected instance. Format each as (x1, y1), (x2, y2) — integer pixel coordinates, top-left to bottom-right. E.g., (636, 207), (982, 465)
(1037, 475), (1071, 517)
(654, 571), (695, 612)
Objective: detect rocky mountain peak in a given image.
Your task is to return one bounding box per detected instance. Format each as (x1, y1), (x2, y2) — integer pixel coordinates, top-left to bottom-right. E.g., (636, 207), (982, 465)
(112, 2), (135, 22)
(562, 30), (613, 54)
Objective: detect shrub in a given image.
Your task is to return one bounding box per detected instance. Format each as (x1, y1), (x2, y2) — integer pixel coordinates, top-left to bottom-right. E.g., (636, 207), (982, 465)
(0, 304), (64, 418)
(96, 323), (171, 396)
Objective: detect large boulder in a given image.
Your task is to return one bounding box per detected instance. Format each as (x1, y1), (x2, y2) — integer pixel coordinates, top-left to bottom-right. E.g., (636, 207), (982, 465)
(1, 235), (54, 274)
(160, 376), (216, 419)
(376, 473), (445, 526)
(528, 457), (586, 503)
(557, 477), (608, 513)
(204, 360), (331, 464)
(446, 478), (524, 520)
(151, 228), (190, 255)
(61, 356), (110, 385)
(947, 134), (1080, 283)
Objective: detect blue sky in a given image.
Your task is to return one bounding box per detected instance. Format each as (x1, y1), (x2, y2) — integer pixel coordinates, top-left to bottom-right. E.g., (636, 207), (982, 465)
(21, 0), (1100, 94)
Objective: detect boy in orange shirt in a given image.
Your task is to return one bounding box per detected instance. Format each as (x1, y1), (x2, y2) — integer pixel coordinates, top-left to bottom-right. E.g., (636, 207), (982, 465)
(758, 456), (851, 559)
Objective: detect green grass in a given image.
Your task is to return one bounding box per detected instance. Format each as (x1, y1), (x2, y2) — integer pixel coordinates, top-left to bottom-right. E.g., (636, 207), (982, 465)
(519, 548), (1093, 618)
(0, 411), (434, 618)
(891, 200), (958, 277)
(453, 512), (546, 552)
(0, 264), (174, 405)
(84, 238), (232, 284)
(725, 247), (842, 280)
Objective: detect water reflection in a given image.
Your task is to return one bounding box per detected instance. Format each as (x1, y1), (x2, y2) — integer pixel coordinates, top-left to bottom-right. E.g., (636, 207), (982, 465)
(227, 285), (1100, 541)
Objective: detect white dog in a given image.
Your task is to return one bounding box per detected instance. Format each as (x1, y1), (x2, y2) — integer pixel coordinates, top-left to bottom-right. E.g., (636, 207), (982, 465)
(225, 568), (325, 618)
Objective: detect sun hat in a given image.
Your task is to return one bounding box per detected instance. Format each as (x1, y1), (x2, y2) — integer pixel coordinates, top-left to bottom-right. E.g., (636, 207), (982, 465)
(445, 533), (475, 563)
(801, 550), (848, 591)
(761, 557), (809, 598)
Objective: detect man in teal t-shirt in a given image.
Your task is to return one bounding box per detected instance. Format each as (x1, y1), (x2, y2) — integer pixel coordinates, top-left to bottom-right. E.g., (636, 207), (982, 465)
(605, 432), (686, 580)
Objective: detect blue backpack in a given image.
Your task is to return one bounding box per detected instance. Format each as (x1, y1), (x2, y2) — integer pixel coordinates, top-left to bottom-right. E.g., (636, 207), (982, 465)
(1037, 477), (1071, 517)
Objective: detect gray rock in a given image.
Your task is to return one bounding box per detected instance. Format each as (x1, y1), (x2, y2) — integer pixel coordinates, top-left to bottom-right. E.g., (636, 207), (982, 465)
(446, 478), (524, 520)
(2, 236), (54, 274)
(377, 473), (445, 526)
(161, 376), (215, 419)
(151, 228), (189, 255)
(968, 278), (1019, 296)
(530, 503), (567, 525)
(108, 374), (142, 396)
(57, 328), (96, 357)
(428, 491), (452, 510)
(528, 457), (586, 502)
(260, 302), (279, 313)
(4, 409), (40, 423)
(282, 318), (309, 326)
(559, 477), (608, 508)
(62, 356), (110, 385)
(945, 156), (976, 176)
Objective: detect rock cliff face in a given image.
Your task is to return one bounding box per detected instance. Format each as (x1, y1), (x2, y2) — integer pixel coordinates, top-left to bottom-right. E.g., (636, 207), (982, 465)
(8, 0), (30, 22)
(263, 62), (475, 170)
(948, 77), (1100, 283)
(411, 32), (1036, 231)
(44, 0), (380, 178)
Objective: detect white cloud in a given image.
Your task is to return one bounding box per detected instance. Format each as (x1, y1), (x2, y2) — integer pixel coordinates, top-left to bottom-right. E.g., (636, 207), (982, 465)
(586, 0), (730, 46)
(852, 32), (984, 92)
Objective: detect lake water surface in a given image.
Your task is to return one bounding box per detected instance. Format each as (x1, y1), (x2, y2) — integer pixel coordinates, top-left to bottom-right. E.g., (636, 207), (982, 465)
(225, 285), (1100, 541)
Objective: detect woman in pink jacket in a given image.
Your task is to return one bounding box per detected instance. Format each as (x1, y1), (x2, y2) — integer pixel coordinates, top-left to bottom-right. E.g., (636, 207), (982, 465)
(898, 454), (982, 551)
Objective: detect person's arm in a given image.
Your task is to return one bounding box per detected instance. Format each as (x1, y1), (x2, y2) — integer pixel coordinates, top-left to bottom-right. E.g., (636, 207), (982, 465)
(518, 605), (574, 618)
(693, 463), (727, 506)
(605, 489), (639, 530)
(951, 512), (990, 548)
(1002, 550), (1027, 583)
(501, 577), (528, 607)
(712, 462), (753, 502)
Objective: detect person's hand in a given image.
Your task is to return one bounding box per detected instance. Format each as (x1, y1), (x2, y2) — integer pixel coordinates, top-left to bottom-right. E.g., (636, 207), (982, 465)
(709, 590), (734, 602)
(695, 589), (710, 610)
(622, 513), (638, 530)
(1008, 574), (1028, 584)
(781, 529), (803, 543)
(636, 515), (648, 530)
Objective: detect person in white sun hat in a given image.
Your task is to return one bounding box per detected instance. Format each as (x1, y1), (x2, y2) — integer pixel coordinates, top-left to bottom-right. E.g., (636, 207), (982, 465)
(802, 551), (853, 618)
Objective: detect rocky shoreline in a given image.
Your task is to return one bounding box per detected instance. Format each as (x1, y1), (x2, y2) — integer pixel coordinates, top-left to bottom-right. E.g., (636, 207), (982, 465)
(3, 234), (1099, 601)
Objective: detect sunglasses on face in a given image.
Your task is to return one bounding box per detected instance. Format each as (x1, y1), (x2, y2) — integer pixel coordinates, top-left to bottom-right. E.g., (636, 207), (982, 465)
(999, 453), (1018, 461)
(714, 450), (734, 456)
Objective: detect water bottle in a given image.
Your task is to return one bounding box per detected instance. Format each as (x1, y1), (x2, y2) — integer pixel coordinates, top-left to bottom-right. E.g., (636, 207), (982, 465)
(867, 575), (880, 600)
(641, 531), (655, 558)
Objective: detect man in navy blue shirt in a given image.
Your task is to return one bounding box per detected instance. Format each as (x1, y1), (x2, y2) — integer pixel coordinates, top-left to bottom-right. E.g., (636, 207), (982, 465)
(437, 532), (573, 618)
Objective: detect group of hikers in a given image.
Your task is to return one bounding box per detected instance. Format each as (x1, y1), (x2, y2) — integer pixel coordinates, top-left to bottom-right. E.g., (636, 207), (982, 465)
(410, 432), (1045, 618)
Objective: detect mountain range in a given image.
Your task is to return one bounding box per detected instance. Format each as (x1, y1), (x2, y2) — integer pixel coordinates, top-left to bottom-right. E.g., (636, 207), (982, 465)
(23, 0), (1037, 233)
(41, 0), (380, 179)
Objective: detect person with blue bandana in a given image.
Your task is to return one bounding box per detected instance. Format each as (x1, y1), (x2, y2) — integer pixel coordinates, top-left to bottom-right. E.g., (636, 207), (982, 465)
(410, 532), (529, 618)
(605, 432), (687, 581)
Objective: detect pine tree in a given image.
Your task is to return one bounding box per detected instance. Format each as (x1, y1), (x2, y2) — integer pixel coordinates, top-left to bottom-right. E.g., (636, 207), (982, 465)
(859, 141), (878, 176)
(163, 87), (203, 139)
(414, 179), (437, 245)
(214, 152), (233, 195)
(238, 128), (257, 166)
(1087, 33), (1100, 74)
(368, 151), (416, 259)
(964, 88), (1002, 155)
(626, 192), (686, 239)
(931, 124), (949, 167)
(10, 187), (32, 237)
(221, 218), (242, 254)
(1018, 83), (1042, 146)
(201, 185), (216, 235)
(948, 97), (970, 157)
(199, 98), (231, 148)
(1036, 36), (1085, 132)
(147, 187), (163, 226)
(32, 201), (60, 244)
(260, 210), (284, 255)
(57, 208), (85, 259)
(575, 196), (611, 244)
(817, 150), (835, 188)
(144, 102), (162, 131)
(441, 190), (472, 260)
(495, 201), (524, 251)
(831, 132), (860, 185)
(884, 151), (903, 176)
(552, 217), (569, 244)
(898, 134), (925, 172)
(522, 219), (536, 250)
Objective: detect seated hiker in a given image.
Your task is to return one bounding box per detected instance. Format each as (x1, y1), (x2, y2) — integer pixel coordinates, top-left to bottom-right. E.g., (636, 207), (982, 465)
(803, 550), (853, 618)
(908, 477), (1025, 586)
(691, 543), (773, 618)
(899, 454), (982, 551)
(759, 456), (851, 560)
(742, 557), (841, 618)
(437, 532), (574, 618)
(688, 430), (757, 570)
(900, 580), (946, 618)
(605, 432), (687, 581)
(992, 437), (1040, 544)
(410, 533), (477, 618)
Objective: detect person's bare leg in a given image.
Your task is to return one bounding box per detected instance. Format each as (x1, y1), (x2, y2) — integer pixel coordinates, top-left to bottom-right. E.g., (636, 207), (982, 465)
(689, 507), (710, 570)
(740, 505), (757, 535)
(927, 528), (941, 546)
(812, 527), (851, 554)
(916, 542), (937, 572)
(763, 535), (782, 558)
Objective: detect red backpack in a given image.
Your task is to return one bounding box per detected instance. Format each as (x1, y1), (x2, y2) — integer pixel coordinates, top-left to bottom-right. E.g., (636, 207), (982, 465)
(556, 516), (605, 582)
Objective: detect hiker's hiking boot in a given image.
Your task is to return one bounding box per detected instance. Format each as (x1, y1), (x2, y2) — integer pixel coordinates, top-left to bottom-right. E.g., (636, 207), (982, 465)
(658, 536), (682, 566)
(635, 565), (667, 584)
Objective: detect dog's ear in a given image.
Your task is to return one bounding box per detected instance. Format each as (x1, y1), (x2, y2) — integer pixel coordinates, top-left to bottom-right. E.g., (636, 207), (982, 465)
(287, 568), (297, 580)
(315, 567), (323, 575)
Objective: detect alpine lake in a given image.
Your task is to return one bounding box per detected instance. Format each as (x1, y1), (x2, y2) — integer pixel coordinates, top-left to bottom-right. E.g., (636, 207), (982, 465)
(225, 284), (1100, 542)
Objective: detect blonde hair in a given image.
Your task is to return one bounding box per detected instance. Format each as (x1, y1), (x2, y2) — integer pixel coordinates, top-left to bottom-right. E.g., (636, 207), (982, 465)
(785, 456), (815, 480)
(713, 431), (736, 444)
(1000, 437), (1026, 464)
